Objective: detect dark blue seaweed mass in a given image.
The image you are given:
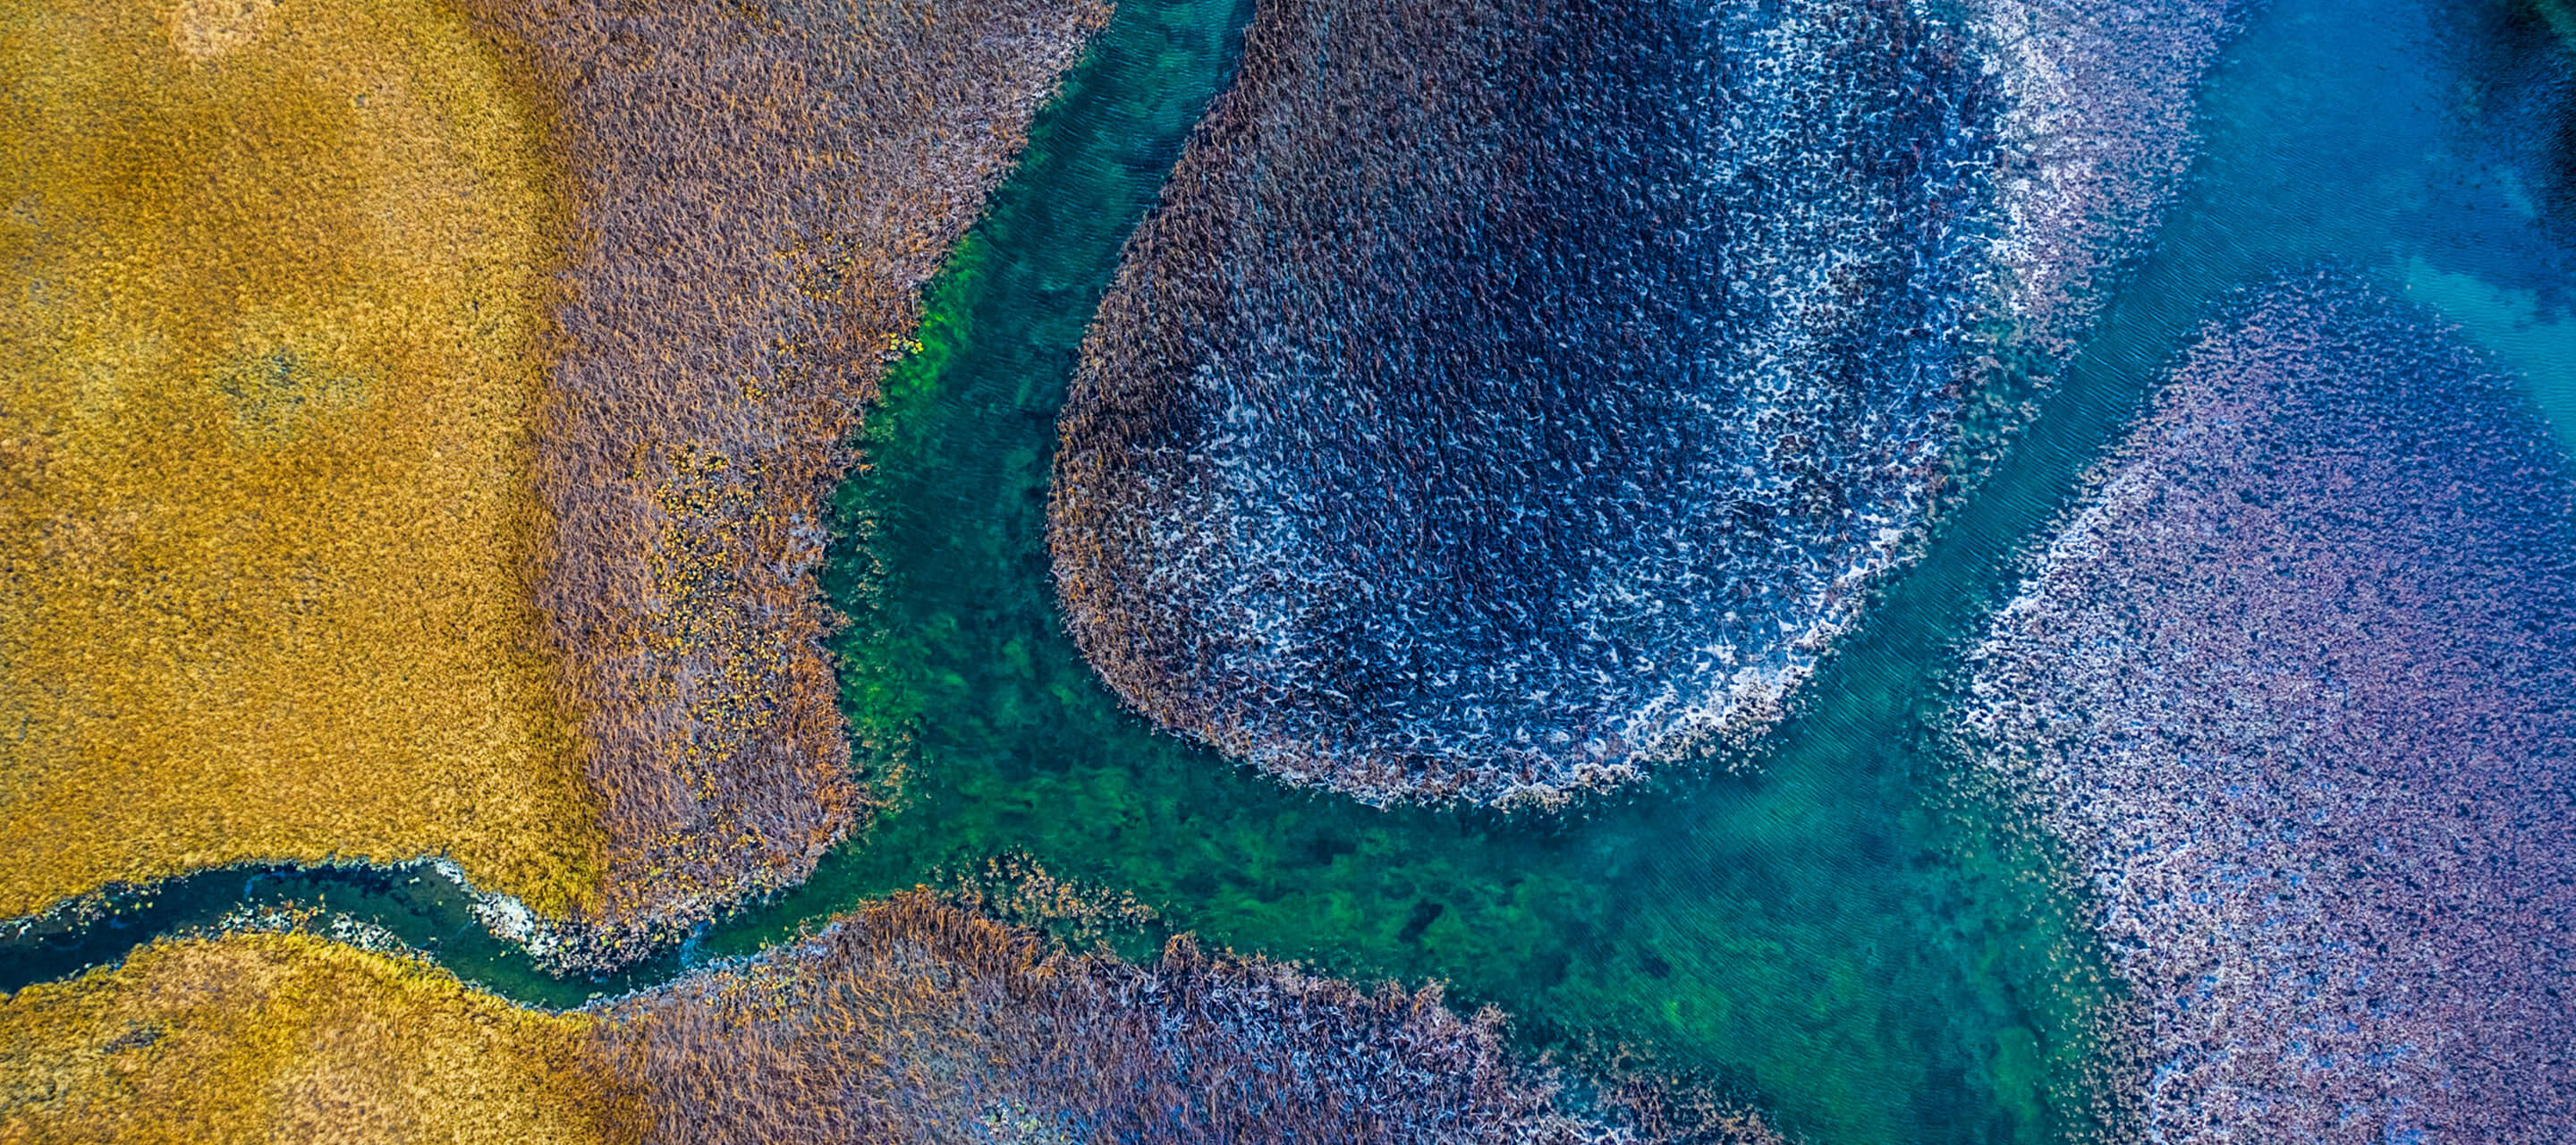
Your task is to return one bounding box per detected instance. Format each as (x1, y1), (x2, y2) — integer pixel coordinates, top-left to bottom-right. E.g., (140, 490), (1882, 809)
(1053, 0), (1998, 802)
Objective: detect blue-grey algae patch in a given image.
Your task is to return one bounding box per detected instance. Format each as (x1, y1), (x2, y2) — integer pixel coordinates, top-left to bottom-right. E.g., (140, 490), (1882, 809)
(1964, 275), (2576, 1141)
(1050, 0), (2245, 803)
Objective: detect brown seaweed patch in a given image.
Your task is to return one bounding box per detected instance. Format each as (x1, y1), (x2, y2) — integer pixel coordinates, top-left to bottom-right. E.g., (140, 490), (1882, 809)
(601, 892), (1777, 1144)
(3, 900), (1786, 1145)
(462, 0), (1109, 961)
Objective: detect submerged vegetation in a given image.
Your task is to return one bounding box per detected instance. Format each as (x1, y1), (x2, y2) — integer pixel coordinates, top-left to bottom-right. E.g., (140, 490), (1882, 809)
(1964, 276), (2576, 1140)
(0, 0), (601, 918)
(603, 893), (1776, 1144)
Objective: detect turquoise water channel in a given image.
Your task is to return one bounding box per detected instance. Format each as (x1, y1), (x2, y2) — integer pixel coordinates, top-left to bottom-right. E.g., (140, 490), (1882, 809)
(6, 1), (2571, 1142)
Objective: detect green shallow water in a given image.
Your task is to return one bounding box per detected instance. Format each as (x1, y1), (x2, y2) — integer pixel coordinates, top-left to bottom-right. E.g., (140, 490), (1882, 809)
(7, 1), (2572, 1142)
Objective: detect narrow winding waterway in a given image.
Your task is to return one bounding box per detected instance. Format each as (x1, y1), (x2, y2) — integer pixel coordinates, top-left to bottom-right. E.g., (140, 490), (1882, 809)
(6, 2), (2571, 1142)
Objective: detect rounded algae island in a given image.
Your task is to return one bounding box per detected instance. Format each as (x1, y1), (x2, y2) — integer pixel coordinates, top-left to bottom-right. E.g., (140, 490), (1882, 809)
(1049, 0), (2244, 804)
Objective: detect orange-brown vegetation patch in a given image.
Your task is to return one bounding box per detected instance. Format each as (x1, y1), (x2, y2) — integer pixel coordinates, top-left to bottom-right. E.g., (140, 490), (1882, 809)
(1, 899), (1785, 1143)
(1, 0), (1108, 945)
(459, 0), (1110, 952)
(0, 0), (603, 918)
(0, 933), (633, 1145)
(599, 892), (1776, 1144)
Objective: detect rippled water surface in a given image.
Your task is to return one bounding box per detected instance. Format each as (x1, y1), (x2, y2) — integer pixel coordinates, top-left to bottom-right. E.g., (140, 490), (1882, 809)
(7, 1), (2570, 1141)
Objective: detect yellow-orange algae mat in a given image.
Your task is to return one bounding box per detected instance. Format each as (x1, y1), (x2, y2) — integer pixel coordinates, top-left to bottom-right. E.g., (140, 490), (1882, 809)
(0, 0), (1105, 944)
(0, 0), (601, 919)
(0, 897), (1792, 1144)
(0, 932), (632, 1145)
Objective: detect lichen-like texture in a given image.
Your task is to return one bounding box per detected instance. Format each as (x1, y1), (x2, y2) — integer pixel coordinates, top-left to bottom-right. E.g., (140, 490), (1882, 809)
(1963, 276), (2576, 1141)
(462, 0), (1108, 951)
(1964, 0), (2245, 353)
(0, 933), (631, 1144)
(0, 0), (603, 918)
(600, 893), (1775, 1145)
(1055, 0), (1998, 803)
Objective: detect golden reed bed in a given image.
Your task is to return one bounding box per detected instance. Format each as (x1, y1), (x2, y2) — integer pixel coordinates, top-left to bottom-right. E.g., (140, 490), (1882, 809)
(0, 932), (628, 1145)
(0, 0), (1106, 951)
(1, 895), (1784, 1144)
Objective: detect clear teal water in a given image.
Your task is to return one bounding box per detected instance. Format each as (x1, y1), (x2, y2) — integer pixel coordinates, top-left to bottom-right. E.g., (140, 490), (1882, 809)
(6, 2), (2569, 1142)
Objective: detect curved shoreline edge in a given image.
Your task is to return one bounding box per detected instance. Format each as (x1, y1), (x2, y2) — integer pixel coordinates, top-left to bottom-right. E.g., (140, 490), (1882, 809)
(462, 0), (1110, 963)
(1963, 273), (2576, 1141)
(4, 895), (1789, 1144)
(1046, 0), (2244, 805)
(0, 0), (1110, 968)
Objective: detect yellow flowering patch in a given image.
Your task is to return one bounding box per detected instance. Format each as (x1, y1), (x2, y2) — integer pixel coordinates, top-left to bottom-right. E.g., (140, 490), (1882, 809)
(0, 0), (601, 915)
(0, 933), (633, 1144)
